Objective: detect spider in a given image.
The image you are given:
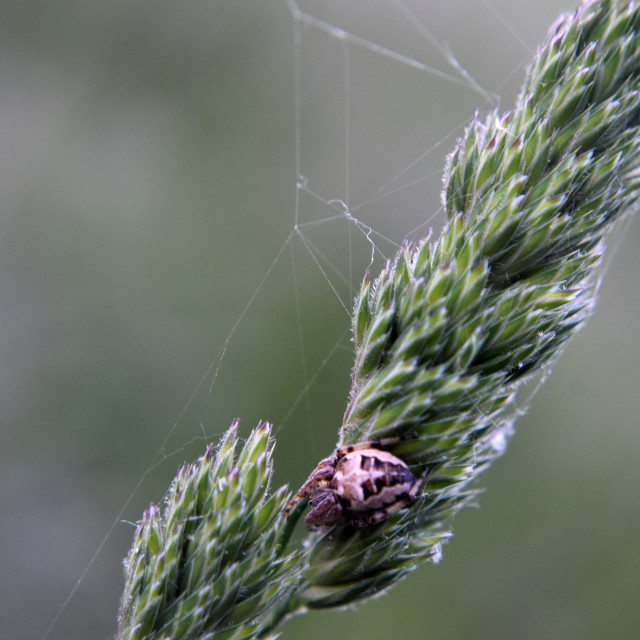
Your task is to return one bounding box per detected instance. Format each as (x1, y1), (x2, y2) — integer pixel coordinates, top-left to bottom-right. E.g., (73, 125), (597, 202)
(285, 439), (426, 529)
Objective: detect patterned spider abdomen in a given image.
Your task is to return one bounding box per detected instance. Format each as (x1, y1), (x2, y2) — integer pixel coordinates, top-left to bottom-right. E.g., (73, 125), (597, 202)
(333, 449), (416, 512)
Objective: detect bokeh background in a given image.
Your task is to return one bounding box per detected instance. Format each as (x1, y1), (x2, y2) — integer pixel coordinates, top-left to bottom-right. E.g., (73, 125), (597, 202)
(2, 1), (639, 639)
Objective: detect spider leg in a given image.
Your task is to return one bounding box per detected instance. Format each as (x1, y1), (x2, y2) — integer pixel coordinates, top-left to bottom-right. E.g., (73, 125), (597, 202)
(335, 436), (409, 460)
(350, 510), (389, 528)
(284, 456), (335, 516)
(410, 467), (428, 498)
(305, 488), (346, 529)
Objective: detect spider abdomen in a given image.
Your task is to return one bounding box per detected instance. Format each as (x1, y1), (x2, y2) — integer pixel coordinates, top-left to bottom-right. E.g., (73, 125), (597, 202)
(333, 449), (416, 512)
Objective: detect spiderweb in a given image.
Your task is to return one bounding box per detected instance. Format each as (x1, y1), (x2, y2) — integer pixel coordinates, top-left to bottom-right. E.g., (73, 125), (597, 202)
(30, 2), (640, 640)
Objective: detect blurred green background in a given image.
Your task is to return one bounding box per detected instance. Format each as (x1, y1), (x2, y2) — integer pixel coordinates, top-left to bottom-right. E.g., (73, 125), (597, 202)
(2, 1), (639, 639)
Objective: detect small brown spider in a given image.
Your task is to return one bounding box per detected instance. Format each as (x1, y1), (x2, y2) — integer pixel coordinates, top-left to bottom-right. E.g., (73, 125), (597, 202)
(285, 439), (425, 529)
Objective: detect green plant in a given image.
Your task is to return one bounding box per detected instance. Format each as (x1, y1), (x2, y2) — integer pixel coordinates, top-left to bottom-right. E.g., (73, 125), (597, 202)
(116, 1), (640, 638)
